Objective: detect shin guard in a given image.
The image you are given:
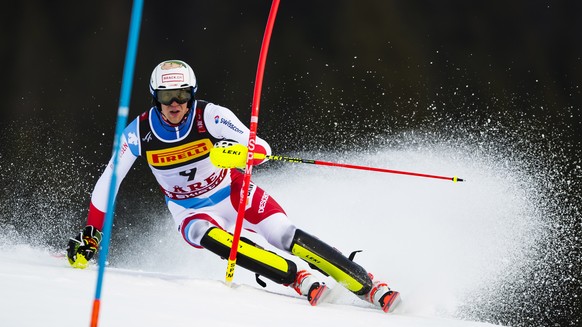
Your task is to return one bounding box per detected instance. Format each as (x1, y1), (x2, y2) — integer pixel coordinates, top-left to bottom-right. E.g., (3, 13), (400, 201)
(200, 227), (297, 285)
(290, 229), (372, 295)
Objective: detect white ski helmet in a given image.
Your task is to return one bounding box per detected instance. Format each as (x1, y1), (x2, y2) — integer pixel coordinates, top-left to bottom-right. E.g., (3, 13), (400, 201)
(149, 60), (198, 97)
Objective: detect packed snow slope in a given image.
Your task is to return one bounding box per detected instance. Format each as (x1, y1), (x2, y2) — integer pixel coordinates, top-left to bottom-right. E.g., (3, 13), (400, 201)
(0, 247), (501, 327)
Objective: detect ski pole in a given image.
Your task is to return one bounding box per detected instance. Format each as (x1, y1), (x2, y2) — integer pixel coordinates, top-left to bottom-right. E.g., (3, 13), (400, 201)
(226, 0), (280, 285)
(90, 0), (143, 326)
(254, 153), (465, 182)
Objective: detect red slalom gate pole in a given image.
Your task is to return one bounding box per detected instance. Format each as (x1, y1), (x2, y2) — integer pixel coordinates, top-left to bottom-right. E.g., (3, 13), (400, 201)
(225, 0), (280, 284)
(254, 153), (465, 182)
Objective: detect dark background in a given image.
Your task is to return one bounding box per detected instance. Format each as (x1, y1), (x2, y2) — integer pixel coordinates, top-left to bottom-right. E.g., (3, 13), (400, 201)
(1, 1), (581, 326)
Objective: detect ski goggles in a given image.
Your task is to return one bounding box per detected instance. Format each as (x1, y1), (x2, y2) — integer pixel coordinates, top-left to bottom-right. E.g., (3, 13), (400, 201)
(156, 88), (192, 105)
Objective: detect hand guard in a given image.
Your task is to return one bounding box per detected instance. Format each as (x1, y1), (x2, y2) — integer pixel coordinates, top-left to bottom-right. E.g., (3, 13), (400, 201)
(66, 225), (103, 269)
(209, 140), (248, 169)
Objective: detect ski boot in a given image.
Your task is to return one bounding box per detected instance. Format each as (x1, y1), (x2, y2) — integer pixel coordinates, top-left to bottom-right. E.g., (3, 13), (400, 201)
(290, 269), (329, 306)
(363, 274), (400, 313)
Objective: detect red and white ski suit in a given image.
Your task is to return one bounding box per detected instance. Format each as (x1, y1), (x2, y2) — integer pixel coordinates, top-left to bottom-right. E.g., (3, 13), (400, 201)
(85, 100), (297, 251)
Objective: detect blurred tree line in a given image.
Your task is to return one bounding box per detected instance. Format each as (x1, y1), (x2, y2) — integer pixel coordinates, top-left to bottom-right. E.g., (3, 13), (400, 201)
(2, 1), (580, 144)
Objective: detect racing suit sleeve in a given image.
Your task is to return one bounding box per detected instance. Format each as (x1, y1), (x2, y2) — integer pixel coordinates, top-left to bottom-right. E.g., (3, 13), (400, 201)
(86, 123), (139, 230)
(203, 103), (271, 165)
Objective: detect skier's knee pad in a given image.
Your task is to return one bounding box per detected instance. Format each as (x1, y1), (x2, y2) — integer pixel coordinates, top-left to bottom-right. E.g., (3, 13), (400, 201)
(200, 227), (297, 285)
(290, 229), (372, 295)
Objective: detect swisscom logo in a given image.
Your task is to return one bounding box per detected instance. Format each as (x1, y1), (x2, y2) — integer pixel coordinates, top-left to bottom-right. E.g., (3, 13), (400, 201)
(214, 116), (243, 134)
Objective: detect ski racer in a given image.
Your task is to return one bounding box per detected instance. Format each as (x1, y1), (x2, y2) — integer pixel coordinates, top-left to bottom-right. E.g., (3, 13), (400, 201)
(66, 59), (400, 312)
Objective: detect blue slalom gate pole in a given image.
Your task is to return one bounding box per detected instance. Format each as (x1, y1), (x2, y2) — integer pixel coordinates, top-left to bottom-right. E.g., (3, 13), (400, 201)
(90, 0), (144, 326)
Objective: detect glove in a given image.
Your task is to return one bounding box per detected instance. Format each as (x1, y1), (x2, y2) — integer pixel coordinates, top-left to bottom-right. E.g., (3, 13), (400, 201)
(209, 140), (248, 169)
(66, 225), (103, 269)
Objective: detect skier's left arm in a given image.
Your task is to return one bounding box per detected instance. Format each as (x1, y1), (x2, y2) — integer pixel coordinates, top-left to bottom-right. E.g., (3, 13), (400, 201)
(205, 103), (271, 168)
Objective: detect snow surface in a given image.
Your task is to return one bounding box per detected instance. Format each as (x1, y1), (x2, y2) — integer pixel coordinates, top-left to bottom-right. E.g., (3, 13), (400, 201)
(0, 248), (499, 327)
(0, 246), (502, 327)
(1, 146), (533, 326)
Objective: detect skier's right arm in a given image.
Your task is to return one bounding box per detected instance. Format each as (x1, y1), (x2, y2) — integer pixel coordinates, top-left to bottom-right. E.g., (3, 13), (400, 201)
(84, 131), (139, 230)
(67, 120), (140, 269)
